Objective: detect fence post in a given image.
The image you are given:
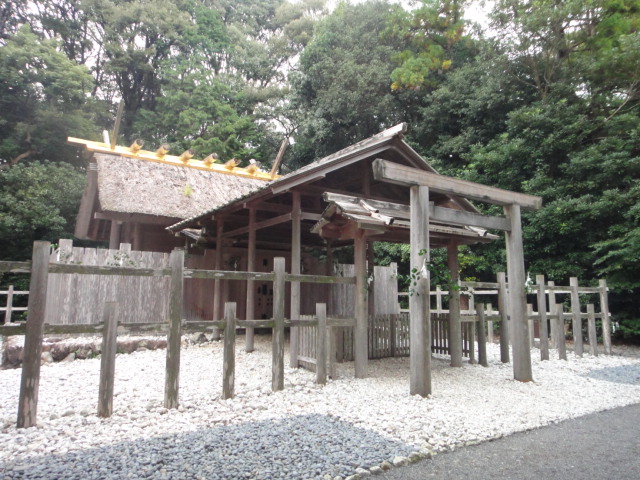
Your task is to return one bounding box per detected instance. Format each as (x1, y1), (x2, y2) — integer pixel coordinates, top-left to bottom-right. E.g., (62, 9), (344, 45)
(164, 248), (184, 409)
(476, 303), (488, 367)
(497, 272), (509, 363)
(222, 302), (236, 400)
(527, 303), (534, 348)
(555, 303), (567, 360)
(486, 302), (493, 344)
(98, 302), (118, 418)
(536, 275), (549, 361)
(316, 303), (327, 385)
(272, 257), (285, 392)
(547, 281), (557, 348)
(599, 279), (612, 355)
(587, 304), (598, 356)
(17, 241), (50, 429)
(4, 285), (14, 324)
(570, 277), (583, 357)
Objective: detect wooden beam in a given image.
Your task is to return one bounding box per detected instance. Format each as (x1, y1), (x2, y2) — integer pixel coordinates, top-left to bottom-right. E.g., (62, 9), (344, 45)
(373, 159), (543, 210)
(272, 257), (286, 391)
(212, 220), (224, 341)
(75, 164), (98, 239)
(17, 241), (50, 428)
(504, 204), (533, 382)
(222, 213), (292, 238)
(410, 186), (431, 397)
(245, 208), (256, 353)
(354, 228), (368, 378)
(108, 221), (121, 249)
(289, 192), (301, 368)
(448, 242), (462, 367)
(95, 211), (181, 226)
(98, 302), (118, 418)
(430, 205), (510, 231)
(164, 249), (184, 409)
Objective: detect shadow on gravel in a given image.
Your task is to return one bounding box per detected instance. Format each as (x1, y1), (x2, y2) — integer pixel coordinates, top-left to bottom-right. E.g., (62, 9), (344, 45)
(585, 364), (640, 385)
(1, 414), (413, 480)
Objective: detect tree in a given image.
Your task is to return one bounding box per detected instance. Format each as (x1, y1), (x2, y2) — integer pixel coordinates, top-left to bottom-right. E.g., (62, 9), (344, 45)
(0, 25), (97, 167)
(0, 161), (85, 260)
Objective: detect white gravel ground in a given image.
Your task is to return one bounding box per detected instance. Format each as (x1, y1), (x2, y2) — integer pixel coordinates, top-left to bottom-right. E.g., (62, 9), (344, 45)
(1, 335), (640, 479)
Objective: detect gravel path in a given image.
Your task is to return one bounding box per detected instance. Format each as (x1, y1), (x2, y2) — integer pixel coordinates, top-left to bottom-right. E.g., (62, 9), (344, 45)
(1, 336), (640, 479)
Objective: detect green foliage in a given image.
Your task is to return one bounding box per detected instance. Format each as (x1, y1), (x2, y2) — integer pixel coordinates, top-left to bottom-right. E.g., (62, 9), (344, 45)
(0, 161), (85, 260)
(0, 25), (98, 166)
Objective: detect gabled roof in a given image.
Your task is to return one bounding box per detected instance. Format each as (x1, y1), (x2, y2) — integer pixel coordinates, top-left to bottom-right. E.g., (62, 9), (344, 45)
(167, 123), (479, 232)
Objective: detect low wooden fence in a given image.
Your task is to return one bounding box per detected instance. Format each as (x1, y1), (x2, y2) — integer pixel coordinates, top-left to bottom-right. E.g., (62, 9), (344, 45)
(0, 242), (355, 429)
(1, 285), (29, 324)
(401, 272), (613, 362)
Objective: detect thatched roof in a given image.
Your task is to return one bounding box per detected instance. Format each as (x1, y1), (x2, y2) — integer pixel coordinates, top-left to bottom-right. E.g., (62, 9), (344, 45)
(94, 153), (266, 219)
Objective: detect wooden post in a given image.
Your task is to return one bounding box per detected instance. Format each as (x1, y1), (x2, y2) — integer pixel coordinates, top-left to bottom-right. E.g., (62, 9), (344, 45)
(570, 277), (583, 357)
(536, 275), (549, 361)
(447, 241), (462, 368)
(316, 303), (327, 385)
(367, 241), (375, 318)
(212, 219), (224, 340)
(476, 303), (488, 367)
(164, 248), (184, 409)
(354, 229), (369, 379)
(547, 281), (557, 348)
(98, 302), (118, 418)
(4, 285), (14, 324)
(245, 208), (256, 353)
(587, 303), (598, 356)
(486, 302), (494, 344)
(222, 302), (236, 399)
(133, 222), (142, 251)
(108, 221), (121, 249)
(17, 241), (50, 428)
(272, 257), (285, 391)
(290, 192), (301, 368)
(555, 303), (567, 360)
(497, 272), (510, 363)
(435, 286), (443, 313)
(527, 303), (534, 348)
(504, 204), (533, 382)
(409, 185), (431, 397)
(599, 279), (612, 355)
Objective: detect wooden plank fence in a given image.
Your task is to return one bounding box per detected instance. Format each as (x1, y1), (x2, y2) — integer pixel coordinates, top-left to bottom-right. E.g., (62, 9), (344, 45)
(0, 243), (357, 428)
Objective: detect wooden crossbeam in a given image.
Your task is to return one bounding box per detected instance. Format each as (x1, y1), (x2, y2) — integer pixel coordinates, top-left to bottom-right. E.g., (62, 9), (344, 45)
(373, 159), (542, 210)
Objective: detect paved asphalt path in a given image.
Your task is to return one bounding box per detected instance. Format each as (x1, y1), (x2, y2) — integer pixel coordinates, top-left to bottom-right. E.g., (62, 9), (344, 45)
(379, 403), (640, 480)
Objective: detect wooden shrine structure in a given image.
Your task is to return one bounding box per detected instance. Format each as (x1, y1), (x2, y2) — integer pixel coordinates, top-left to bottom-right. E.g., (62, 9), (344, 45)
(69, 123), (542, 396)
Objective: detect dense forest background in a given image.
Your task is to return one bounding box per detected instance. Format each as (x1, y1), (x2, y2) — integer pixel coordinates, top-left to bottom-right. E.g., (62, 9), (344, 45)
(0, 0), (638, 338)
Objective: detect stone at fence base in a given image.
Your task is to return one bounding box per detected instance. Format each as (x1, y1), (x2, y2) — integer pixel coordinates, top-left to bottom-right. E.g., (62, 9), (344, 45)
(392, 456), (408, 467)
(369, 466), (383, 475)
(379, 461), (392, 471)
(41, 351), (53, 363)
(61, 352), (75, 362)
(355, 467), (371, 477)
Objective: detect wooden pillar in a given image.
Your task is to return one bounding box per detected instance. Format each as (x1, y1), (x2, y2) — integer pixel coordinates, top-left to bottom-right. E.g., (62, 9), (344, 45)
(547, 281), (558, 348)
(272, 257), (286, 391)
(447, 241), (462, 368)
(409, 186), (431, 397)
(587, 303), (598, 356)
(133, 222), (142, 251)
(245, 208), (256, 352)
(212, 219), (224, 340)
(527, 304), (535, 348)
(599, 279), (612, 355)
(497, 272), (510, 363)
(289, 192), (301, 368)
(222, 302), (236, 399)
(98, 302), (118, 418)
(17, 241), (50, 428)
(108, 221), (121, 249)
(4, 285), (13, 324)
(504, 204), (533, 382)
(316, 303), (327, 385)
(555, 303), (567, 360)
(164, 248), (184, 409)
(367, 240), (375, 318)
(476, 303), (488, 367)
(570, 277), (583, 357)
(536, 275), (549, 361)
(354, 228), (369, 379)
